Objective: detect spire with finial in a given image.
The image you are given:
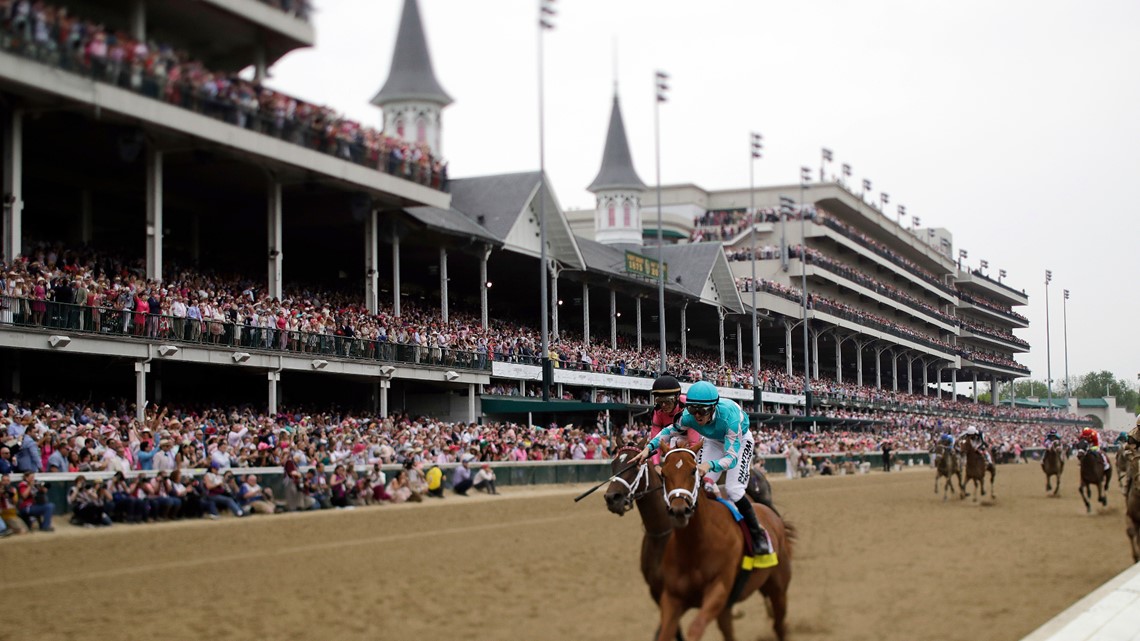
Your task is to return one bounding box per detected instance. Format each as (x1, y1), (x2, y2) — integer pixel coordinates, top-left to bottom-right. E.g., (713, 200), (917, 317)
(372, 0), (451, 158)
(589, 92), (646, 247)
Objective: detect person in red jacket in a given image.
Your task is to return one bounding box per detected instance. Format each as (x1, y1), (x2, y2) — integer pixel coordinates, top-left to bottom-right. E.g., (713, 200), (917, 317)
(648, 374), (701, 467)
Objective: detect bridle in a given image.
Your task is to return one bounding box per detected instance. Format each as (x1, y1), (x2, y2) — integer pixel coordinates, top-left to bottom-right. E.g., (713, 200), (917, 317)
(610, 447), (656, 512)
(661, 447), (701, 511)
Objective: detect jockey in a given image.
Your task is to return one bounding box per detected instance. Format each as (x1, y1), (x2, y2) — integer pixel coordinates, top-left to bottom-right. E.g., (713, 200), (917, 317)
(648, 374), (700, 466)
(634, 381), (777, 569)
(1044, 430), (1062, 451)
(1079, 427), (1111, 471)
(1123, 416), (1140, 493)
(960, 426), (993, 465)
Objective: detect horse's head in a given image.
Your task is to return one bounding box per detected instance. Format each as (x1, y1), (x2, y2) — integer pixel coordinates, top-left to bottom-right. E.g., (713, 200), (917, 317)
(603, 444), (649, 516)
(659, 443), (702, 528)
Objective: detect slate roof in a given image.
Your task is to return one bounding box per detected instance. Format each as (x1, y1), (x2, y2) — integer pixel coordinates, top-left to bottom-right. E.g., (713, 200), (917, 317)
(371, 0), (453, 106)
(403, 206), (500, 245)
(448, 172), (543, 239)
(587, 94), (646, 192)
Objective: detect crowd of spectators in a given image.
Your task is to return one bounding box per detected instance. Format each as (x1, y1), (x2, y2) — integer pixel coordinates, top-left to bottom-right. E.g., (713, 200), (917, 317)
(0, 0), (447, 190)
(726, 245), (782, 262)
(690, 208), (810, 243)
(959, 317), (1030, 349)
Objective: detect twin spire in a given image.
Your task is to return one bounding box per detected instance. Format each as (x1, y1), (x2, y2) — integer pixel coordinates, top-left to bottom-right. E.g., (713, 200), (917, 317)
(371, 0), (452, 108)
(587, 93), (646, 193)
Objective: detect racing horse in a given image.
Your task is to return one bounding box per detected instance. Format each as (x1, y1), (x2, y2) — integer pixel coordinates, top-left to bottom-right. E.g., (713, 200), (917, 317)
(1124, 455), (1140, 562)
(1076, 445), (1111, 513)
(655, 443), (793, 641)
(1116, 448), (1130, 496)
(1041, 443), (1065, 496)
(933, 443), (962, 501)
(958, 439), (996, 502)
(602, 440), (675, 609)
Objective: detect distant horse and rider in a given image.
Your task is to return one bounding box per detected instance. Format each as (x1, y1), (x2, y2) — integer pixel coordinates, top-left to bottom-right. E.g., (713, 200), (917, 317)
(1075, 427), (1112, 514)
(932, 435), (962, 501)
(1041, 429), (1065, 497)
(957, 426), (996, 502)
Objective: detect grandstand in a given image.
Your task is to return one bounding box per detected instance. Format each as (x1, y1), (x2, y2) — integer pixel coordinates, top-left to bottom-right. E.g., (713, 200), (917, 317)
(0, 0), (1086, 439)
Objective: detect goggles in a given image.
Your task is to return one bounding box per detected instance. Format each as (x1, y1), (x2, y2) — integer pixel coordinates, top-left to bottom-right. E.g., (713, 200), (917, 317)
(652, 395), (679, 410)
(688, 404), (716, 419)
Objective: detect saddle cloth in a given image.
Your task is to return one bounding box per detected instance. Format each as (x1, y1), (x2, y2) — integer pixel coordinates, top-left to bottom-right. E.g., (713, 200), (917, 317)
(715, 497), (756, 568)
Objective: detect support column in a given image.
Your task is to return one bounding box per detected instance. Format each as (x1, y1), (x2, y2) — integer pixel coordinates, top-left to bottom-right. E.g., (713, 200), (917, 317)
(875, 344), (889, 390)
(973, 371), (979, 403)
(129, 0), (145, 40)
(582, 282), (590, 347)
(952, 368), (958, 401)
(905, 354), (916, 394)
(610, 289), (617, 349)
(635, 297), (642, 352)
(681, 302), (688, 360)
(550, 265), (559, 339)
(468, 383), (476, 423)
(784, 320), (794, 375)
(266, 180), (283, 300)
(267, 371), (279, 415)
(392, 231), (401, 317)
(364, 210), (379, 314)
(936, 366), (944, 399)
(379, 380), (390, 417)
(810, 330), (820, 379)
(253, 44), (268, 84)
(736, 322), (743, 369)
(855, 339), (866, 387)
(892, 350), (900, 392)
(921, 358), (929, 395)
(718, 307), (726, 366)
(134, 361), (149, 423)
(439, 247), (448, 324)
(80, 189), (93, 244)
(992, 374), (999, 406)
(145, 148), (163, 282)
(2, 109), (22, 262)
(835, 336), (843, 384)
(480, 246), (491, 330)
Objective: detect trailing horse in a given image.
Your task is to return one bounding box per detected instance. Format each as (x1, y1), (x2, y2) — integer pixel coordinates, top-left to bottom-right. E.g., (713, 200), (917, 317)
(958, 439), (996, 502)
(655, 444), (794, 641)
(1124, 456), (1140, 562)
(603, 441), (674, 607)
(1077, 447), (1111, 514)
(1041, 444), (1065, 497)
(933, 443), (962, 501)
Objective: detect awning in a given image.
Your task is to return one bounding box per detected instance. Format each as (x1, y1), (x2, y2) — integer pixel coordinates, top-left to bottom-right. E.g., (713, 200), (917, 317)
(1077, 398), (1109, 408)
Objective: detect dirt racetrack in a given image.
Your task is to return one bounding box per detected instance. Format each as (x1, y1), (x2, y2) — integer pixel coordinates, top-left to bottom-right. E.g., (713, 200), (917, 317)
(1, 462), (1133, 641)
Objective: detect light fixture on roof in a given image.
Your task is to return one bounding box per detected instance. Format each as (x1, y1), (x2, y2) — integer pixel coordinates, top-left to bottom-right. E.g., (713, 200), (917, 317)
(157, 345), (179, 357)
(311, 359), (328, 370)
(232, 352), (251, 363)
(444, 370), (460, 382)
(48, 335), (71, 349)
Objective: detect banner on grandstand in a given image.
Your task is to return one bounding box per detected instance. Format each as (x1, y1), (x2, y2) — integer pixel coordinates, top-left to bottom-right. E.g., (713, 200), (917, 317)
(491, 362), (543, 380)
(761, 391), (806, 406)
(625, 251), (667, 280)
(553, 369), (654, 390)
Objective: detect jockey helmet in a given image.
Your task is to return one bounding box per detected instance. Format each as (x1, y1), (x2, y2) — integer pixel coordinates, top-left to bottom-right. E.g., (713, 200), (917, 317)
(1047, 429), (1058, 438)
(686, 381), (719, 407)
(651, 374), (682, 398)
(1135, 415), (1140, 427)
(964, 426), (978, 436)
(1081, 427), (1096, 440)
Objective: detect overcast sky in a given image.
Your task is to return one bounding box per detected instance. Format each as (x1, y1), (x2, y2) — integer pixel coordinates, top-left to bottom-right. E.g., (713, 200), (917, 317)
(267, 0), (1140, 390)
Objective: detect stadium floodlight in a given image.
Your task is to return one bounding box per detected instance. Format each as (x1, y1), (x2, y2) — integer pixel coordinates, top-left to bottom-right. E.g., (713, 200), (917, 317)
(537, 0), (557, 400)
(980, 259), (989, 271)
(750, 132), (764, 409)
(879, 192), (889, 213)
(842, 163), (852, 182)
(897, 204), (906, 226)
(912, 215), (922, 229)
(1044, 268), (1054, 406)
(998, 268), (1007, 281)
(957, 248), (968, 270)
(798, 167), (812, 420)
(778, 195), (795, 272)
(1062, 289), (1070, 396)
(655, 69), (670, 374)
(820, 148), (832, 182)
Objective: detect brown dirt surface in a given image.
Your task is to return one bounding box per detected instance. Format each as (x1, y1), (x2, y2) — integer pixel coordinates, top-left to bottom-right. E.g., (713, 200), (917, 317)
(0, 463), (1133, 641)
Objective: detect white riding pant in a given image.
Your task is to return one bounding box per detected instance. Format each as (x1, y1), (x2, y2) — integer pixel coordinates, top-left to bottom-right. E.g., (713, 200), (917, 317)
(695, 430), (754, 502)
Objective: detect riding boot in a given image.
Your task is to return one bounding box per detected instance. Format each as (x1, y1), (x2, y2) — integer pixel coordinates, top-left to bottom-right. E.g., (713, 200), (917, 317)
(734, 497), (777, 569)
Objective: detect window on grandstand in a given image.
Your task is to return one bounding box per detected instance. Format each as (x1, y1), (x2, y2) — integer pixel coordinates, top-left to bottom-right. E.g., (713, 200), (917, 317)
(608, 205), (616, 227)
(396, 118), (405, 139)
(416, 118), (427, 144)
(623, 201), (631, 227)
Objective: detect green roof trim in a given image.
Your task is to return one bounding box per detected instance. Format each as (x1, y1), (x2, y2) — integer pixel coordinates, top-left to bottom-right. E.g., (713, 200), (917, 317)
(642, 228), (688, 239)
(1077, 398), (1109, 408)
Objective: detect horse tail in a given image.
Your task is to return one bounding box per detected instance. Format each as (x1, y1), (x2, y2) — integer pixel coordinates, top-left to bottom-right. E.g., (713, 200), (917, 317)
(782, 521), (797, 557)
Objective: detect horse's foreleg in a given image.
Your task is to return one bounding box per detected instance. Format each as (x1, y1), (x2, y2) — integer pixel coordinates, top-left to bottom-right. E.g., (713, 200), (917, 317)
(767, 582), (789, 641)
(686, 582), (729, 641)
(715, 607), (736, 641)
(1080, 485), (1091, 513)
(656, 594), (684, 641)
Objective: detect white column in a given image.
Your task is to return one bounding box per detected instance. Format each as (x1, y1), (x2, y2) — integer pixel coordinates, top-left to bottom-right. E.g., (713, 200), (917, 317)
(811, 331), (820, 379)
(856, 340), (864, 387)
(973, 371), (979, 403)
(718, 307), (726, 366)
(582, 282), (590, 347)
(365, 210), (379, 314)
(2, 109), (23, 262)
(439, 247), (448, 324)
(129, 0), (145, 40)
(952, 368), (958, 400)
(610, 289), (617, 349)
(936, 366), (944, 399)
(736, 321), (743, 369)
(875, 345), (887, 390)
(145, 148), (163, 282)
(635, 297), (642, 352)
(906, 355), (915, 394)
(550, 265), (559, 339)
(835, 337), (843, 384)
(80, 189), (93, 244)
(480, 246), (490, 330)
(992, 374), (999, 406)
(267, 371), (280, 415)
(681, 302), (688, 360)
(892, 351), (899, 392)
(468, 383), (476, 423)
(785, 320), (794, 375)
(392, 231), (401, 317)
(380, 380), (390, 417)
(134, 361), (149, 423)
(267, 181), (283, 300)
(922, 359), (929, 396)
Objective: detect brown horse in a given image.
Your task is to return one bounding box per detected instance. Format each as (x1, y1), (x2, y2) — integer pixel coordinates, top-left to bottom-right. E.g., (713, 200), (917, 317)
(1116, 448), (1129, 496)
(603, 441), (674, 608)
(933, 443), (962, 501)
(1077, 447), (1111, 514)
(958, 439), (996, 502)
(1041, 444), (1065, 496)
(655, 444), (793, 641)
(1124, 455), (1140, 562)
